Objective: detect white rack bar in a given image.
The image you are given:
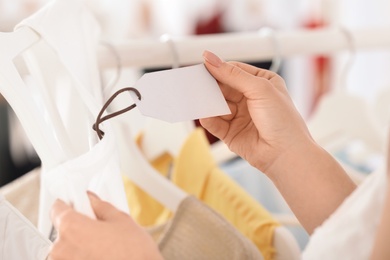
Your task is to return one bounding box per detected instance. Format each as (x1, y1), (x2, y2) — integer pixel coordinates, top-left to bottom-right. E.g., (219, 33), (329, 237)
(98, 27), (390, 69)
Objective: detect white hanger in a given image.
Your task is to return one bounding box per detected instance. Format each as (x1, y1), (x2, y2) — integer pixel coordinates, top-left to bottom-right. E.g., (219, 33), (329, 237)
(114, 121), (188, 212)
(100, 40), (122, 99)
(307, 27), (386, 155)
(0, 27), (67, 170)
(140, 34), (195, 161)
(20, 39), (85, 157)
(1, 25), (100, 169)
(259, 27), (282, 73)
(102, 35), (188, 212)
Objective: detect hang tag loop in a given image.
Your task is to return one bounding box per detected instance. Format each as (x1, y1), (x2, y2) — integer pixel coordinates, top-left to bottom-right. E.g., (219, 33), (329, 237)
(93, 87), (141, 140)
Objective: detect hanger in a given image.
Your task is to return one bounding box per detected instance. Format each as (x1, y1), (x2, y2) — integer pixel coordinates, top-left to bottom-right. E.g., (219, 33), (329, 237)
(114, 123), (188, 212)
(99, 40), (122, 99)
(102, 34), (188, 212)
(2, 7), (109, 168)
(307, 27), (386, 156)
(259, 27), (282, 73)
(20, 38), (87, 157)
(4, 1), (111, 161)
(1, 27), (100, 231)
(0, 27), (67, 170)
(2, 0), (131, 231)
(140, 33), (195, 161)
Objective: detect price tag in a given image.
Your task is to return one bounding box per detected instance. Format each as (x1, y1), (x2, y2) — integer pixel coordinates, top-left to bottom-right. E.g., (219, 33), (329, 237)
(130, 64), (231, 123)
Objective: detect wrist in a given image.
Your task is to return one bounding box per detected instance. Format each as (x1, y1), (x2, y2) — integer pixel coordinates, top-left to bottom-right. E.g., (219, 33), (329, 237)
(261, 137), (357, 232)
(262, 135), (321, 179)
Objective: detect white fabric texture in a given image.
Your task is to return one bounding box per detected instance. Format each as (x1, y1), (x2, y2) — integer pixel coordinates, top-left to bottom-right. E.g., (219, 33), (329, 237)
(39, 125), (128, 237)
(16, 0), (103, 154)
(302, 165), (388, 259)
(14, 0), (130, 237)
(0, 194), (51, 260)
(17, 0), (103, 106)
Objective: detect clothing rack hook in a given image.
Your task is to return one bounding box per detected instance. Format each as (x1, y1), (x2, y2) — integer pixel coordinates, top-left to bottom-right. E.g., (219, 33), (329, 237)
(160, 34), (180, 69)
(258, 27), (282, 73)
(338, 26), (356, 91)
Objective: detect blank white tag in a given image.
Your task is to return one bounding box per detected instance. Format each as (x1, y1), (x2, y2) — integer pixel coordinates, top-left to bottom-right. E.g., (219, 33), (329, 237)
(130, 64), (231, 123)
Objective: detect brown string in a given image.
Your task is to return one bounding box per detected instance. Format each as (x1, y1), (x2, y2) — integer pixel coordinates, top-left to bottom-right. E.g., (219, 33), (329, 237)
(93, 87), (141, 140)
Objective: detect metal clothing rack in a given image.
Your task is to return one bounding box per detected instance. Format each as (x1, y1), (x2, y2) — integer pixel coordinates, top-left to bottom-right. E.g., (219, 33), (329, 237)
(97, 26), (390, 69)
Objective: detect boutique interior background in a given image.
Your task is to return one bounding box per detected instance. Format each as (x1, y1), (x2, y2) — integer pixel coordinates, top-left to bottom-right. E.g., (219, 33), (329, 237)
(1, 0), (390, 252)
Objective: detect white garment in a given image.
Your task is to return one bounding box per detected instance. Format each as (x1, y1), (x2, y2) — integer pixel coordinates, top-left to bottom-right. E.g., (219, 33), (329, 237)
(14, 0), (130, 237)
(39, 124), (129, 237)
(302, 165), (388, 259)
(17, 0), (103, 106)
(0, 193), (51, 260)
(17, 0), (103, 154)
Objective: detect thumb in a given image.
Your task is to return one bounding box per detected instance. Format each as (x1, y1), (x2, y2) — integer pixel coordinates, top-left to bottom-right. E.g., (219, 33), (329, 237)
(203, 50), (272, 98)
(87, 191), (123, 221)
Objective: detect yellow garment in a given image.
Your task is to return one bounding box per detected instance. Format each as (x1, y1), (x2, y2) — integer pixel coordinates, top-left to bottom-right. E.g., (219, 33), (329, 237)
(123, 128), (280, 260)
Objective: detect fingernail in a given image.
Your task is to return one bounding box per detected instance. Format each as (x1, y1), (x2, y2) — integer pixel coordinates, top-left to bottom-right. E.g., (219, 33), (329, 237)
(87, 191), (100, 200)
(203, 50), (223, 67)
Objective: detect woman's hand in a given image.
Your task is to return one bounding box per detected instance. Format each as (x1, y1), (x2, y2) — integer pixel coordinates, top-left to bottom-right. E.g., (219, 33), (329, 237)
(49, 192), (163, 260)
(201, 51), (356, 233)
(201, 50), (312, 175)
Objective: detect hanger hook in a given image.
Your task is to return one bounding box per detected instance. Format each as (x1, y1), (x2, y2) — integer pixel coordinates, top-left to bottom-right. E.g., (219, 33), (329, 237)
(338, 26), (356, 91)
(160, 34), (180, 69)
(99, 40), (122, 97)
(258, 27), (282, 73)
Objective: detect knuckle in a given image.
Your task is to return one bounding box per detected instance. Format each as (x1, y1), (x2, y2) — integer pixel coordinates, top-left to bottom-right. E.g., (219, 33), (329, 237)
(227, 64), (244, 78)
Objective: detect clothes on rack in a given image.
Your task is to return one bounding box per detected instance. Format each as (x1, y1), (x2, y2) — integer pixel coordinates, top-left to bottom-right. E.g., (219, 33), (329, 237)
(38, 124), (129, 237)
(0, 1), (279, 259)
(0, 170), (265, 259)
(2, 0), (390, 259)
(8, 0), (130, 237)
(0, 193), (51, 260)
(123, 128), (280, 260)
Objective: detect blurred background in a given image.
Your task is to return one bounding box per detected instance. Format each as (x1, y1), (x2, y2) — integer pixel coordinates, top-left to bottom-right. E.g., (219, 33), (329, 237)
(1, 0), (390, 250)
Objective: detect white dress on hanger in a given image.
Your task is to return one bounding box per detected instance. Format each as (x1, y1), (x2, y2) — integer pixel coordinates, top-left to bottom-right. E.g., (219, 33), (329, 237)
(302, 164), (388, 259)
(14, 0), (130, 237)
(39, 124), (128, 237)
(0, 193), (51, 259)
